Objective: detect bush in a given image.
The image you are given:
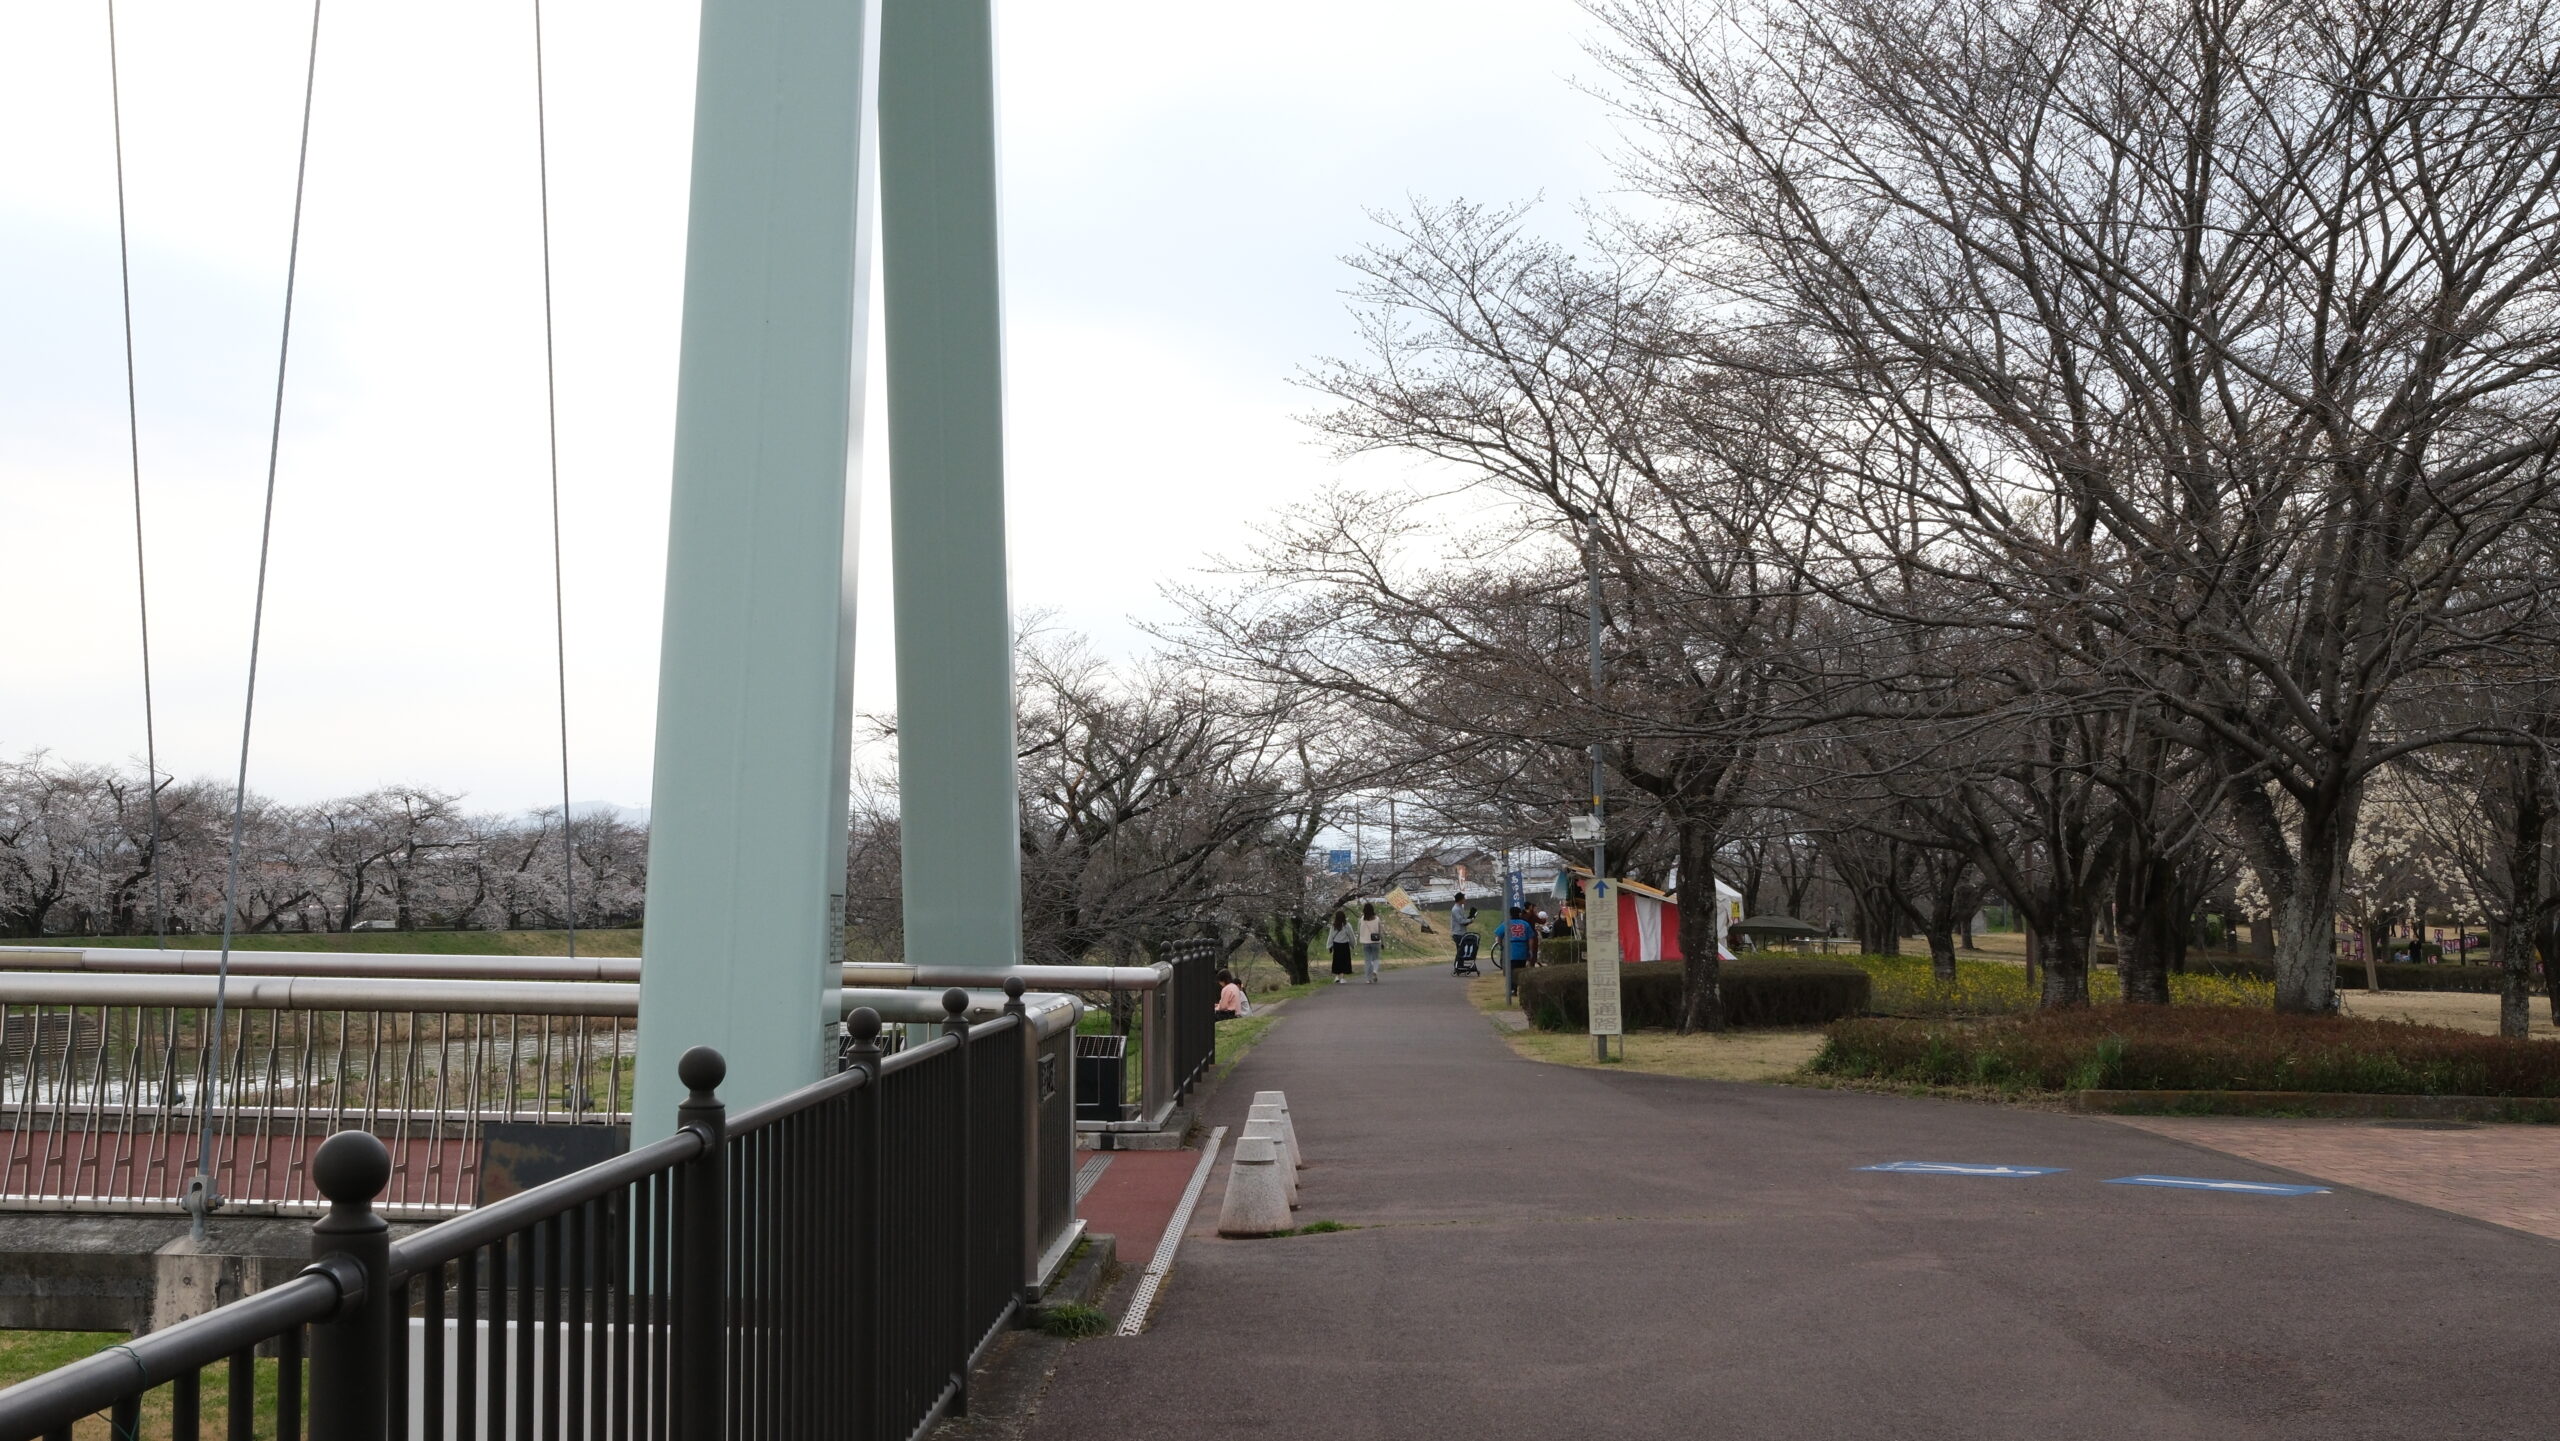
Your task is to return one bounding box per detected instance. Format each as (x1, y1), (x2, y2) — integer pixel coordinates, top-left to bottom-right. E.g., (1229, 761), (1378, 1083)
(1537, 938), (1586, 968)
(2187, 957), (2515, 994)
(1839, 954), (2272, 1018)
(1814, 1007), (2560, 1096)
(1518, 958), (1871, 1030)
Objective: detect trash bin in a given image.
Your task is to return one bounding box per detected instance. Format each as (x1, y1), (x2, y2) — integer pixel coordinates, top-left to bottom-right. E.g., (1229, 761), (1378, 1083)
(1074, 1034), (1127, 1122)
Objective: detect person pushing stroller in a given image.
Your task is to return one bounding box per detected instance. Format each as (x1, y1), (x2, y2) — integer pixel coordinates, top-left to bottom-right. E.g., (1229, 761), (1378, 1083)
(1449, 892), (1481, 975)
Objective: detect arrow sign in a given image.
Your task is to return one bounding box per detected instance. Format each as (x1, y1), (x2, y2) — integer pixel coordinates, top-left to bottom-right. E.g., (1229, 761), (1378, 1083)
(1857, 1161), (2066, 1177)
(2106, 1175), (2329, 1196)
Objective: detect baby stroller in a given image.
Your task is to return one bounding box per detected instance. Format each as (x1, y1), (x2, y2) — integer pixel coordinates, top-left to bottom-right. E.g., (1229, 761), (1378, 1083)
(1451, 931), (1481, 976)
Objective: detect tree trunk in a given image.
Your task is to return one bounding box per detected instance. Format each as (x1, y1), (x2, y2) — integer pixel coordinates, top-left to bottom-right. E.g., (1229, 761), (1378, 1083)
(2114, 848), (2176, 1006)
(2497, 752), (2544, 1039)
(2361, 920), (2385, 993)
(2023, 922), (2039, 990)
(1853, 884), (1901, 957)
(2490, 921), (2532, 1039)
(1926, 926), (1957, 984)
(2271, 864), (2342, 1014)
(1674, 821), (1725, 1034)
(2038, 920), (2092, 1009)
(2542, 910), (2560, 1027)
(1264, 915), (1313, 985)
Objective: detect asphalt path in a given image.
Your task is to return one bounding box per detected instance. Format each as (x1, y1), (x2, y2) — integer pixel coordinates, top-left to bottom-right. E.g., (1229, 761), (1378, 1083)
(1031, 965), (2557, 1441)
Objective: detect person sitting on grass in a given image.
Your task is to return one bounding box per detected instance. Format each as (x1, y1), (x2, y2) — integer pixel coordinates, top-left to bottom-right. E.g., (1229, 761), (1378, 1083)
(1214, 969), (1248, 1022)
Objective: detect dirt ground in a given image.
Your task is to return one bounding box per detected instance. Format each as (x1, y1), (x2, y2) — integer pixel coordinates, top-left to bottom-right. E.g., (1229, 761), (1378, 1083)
(2336, 987), (2560, 1040)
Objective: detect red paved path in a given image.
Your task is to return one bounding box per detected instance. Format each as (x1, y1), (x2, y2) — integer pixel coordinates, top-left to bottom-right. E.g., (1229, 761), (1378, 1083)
(1074, 1149), (1200, 1262)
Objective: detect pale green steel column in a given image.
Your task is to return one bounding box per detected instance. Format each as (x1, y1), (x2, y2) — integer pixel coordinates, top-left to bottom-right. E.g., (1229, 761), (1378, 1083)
(880, 0), (1023, 969)
(634, 0), (881, 1134)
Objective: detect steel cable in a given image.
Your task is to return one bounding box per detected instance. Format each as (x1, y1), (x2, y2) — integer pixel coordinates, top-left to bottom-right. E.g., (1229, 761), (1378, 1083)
(195, 0), (326, 1229)
(105, 0), (166, 949)
(532, 0), (578, 960)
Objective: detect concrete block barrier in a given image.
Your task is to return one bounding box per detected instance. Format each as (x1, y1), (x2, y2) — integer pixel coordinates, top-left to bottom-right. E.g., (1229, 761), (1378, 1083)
(1215, 1135), (1294, 1238)
(1252, 1090), (1301, 1166)
(1248, 1101), (1300, 1173)
(1241, 1119), (1299, 1208)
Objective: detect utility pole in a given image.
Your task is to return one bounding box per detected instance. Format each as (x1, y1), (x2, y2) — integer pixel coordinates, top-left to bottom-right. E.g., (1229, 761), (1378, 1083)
(1584, 522), (1621, 1061)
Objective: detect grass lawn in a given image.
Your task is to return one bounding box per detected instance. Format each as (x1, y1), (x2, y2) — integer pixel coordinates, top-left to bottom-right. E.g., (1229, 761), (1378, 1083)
(3, 928), (643, 957)
(1465, 971), (1825, 1083)
(0, 1329), (286, 1438)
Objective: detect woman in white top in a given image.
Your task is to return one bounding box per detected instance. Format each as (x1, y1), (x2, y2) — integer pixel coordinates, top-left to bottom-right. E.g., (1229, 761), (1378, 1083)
(1358, 902), (1386, 983)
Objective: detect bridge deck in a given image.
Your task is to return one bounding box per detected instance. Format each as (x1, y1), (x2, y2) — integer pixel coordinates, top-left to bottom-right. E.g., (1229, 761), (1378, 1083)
(1034, 966), (2549, 1440)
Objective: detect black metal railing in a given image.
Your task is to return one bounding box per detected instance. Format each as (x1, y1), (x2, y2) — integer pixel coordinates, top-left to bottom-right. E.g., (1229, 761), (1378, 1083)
(0, 981), (1071, 1441)
(1161, 940), (1218, 1100)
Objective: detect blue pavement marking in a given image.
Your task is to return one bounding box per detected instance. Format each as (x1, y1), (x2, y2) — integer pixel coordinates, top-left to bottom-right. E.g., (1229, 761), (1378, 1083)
(1857, 1161), (2067, 1177)
(2106, 1174), (2330, 1196)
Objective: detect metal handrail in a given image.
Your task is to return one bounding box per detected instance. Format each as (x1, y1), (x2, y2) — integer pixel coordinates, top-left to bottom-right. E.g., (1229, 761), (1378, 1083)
(3, 945), (1169, 993)
(0, 1271), (337, 1430)
(387, 1128), (705, 1276)
(0, 970), (638, 1016)
(0, 990), (1080, 1441)
(0, 944), (640, 982)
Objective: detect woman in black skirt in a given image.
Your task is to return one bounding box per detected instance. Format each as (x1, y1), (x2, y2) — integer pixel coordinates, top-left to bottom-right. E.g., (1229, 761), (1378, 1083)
(1327, 908), (1355, 984)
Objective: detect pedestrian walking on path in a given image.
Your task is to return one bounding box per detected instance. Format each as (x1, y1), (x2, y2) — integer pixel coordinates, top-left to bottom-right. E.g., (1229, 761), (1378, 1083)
(1328, 909), (1354, 984)
(1500, 905), (1538, 993)
(1359, 902), (1385, 983)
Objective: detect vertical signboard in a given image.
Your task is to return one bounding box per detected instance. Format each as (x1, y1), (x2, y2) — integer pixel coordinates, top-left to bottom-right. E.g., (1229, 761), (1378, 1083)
(1586, 879), (1622, 1037)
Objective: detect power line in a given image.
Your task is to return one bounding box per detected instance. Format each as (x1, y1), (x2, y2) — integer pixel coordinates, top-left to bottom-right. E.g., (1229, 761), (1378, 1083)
(192, 0), (325, 1243)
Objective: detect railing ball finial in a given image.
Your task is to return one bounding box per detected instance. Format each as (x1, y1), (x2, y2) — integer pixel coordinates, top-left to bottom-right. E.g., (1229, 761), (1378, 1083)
(311, 1129), (391, 1212)
(678, 1045), (727, 1104)
(1003, 975), (1026, 1001)
(942, 987), (971, 1020)
(846, 1006), (882, 1046)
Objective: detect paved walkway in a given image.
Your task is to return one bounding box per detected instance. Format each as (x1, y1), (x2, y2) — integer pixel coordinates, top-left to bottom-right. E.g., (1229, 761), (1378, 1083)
(1032, 967), (2554, 1441)
(2113, 1115), (2560, 1242)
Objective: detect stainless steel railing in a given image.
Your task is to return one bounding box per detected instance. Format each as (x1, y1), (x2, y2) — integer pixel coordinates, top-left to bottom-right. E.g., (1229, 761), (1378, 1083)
(0, 975), (639, 1218)
(0, 969), (1088, 1219)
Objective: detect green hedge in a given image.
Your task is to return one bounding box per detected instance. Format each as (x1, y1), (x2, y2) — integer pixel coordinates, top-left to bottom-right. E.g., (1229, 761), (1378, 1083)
(1815, 1007), (2560, 1096)
(2185, 957), (2517, 994)
(1518, 959), (1871, 1030)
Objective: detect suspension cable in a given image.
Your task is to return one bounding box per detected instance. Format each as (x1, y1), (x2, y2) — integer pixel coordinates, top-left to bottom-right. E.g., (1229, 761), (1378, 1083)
(105, 0), (166, 949)
(193, 0), (325, 1236)
(533, 0), (577, 959)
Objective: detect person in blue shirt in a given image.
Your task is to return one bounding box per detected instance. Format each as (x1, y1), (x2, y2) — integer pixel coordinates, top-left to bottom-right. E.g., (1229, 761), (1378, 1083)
(1500, 906), (1538, 973)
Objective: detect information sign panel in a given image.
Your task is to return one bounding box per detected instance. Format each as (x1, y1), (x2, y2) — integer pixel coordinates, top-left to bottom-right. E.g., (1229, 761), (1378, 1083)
(1586, 880), (1622, 1036)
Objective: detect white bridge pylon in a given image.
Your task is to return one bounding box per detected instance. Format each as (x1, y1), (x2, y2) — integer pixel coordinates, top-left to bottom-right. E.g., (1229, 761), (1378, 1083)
(633, 0), (1021, 1133)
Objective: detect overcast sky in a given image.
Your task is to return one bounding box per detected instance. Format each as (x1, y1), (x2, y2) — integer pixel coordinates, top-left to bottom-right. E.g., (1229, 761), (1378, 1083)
(1, 1), (1621, 815)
